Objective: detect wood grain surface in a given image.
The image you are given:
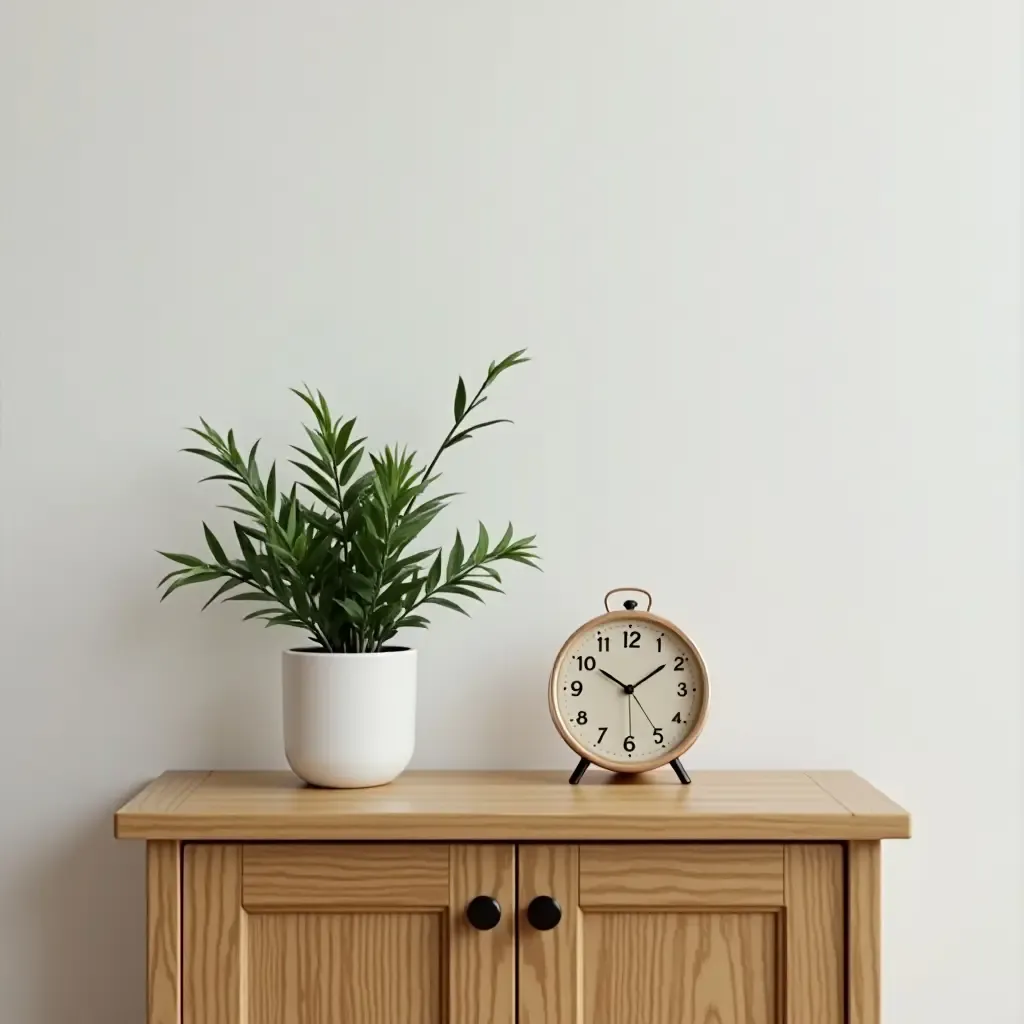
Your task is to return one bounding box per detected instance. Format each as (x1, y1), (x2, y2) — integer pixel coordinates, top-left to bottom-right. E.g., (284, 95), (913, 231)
(242, 844), (449, 910)
(448, 844), (516, 1024)
(147, 840), (181, 1024)
(184, 844), (246, 1024)
(582, 911), (778, 1024)
(518, 845), (580, 1024)
(784, 844), (843, 1024)
(847, 841), (882, 1024)
(116, 770), (910, 841)
(248, 912), (442, 1024)
(579, 844), (784, 907)
(807, 772), (910, 834)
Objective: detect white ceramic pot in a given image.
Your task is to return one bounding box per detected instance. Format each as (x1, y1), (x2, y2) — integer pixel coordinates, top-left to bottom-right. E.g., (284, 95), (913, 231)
(282, 647), (417, 788)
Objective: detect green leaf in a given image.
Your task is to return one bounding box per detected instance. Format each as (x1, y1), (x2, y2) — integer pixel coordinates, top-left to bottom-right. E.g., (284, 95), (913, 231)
(442, 584), (484, 602)
(447, 419), (512, 447)
(290, 387), (329, 430)
(203, 523), (228, 565)
(266, 463), (277, 511)
(157, 566), (192, 587)
(424, 595), (470, 616)
(497, 522), (514, 551)
(472, 522), (489, 562)
(333, 418), (356, 461)
(338, 448), (364, 486)
(225, 591), (278, 602)
(290, 460), (336, 496)
(304, 425), (334, 466)
(182, 447), (235, 470)
(454, 376), (467, 421)
(243, 607), (286, 621)
(290, 444), (332, 475)
(246, 440), (260, 483)
(395, 614), (431, 630)
(486, 348), (529, 382)
(160, 569), (225, 601)
(199, 417), (227, 448)
(158, 551), (207, 568)
(339, 598), (365, 622)
(446, 531), (464, 581)
(285, 498), (299, 541)
(201, 577), (243, 609)
(425, 552), (442, 593)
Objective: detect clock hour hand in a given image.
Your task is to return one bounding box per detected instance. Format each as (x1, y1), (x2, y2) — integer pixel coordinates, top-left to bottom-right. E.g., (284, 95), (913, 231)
(631, 664), (666, 690)
(598, 668), (630, 693)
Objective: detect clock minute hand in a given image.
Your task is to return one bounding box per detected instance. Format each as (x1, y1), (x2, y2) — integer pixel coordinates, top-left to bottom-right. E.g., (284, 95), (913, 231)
(632, 664), (666, 690)
(598, 668), (630, 693)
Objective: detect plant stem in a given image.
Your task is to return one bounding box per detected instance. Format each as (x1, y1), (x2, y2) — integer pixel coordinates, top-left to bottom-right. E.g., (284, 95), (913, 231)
(420, 379), (488, 485)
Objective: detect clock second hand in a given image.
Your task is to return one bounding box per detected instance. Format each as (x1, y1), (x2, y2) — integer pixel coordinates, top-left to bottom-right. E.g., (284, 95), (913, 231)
(632, 693), (656, 732)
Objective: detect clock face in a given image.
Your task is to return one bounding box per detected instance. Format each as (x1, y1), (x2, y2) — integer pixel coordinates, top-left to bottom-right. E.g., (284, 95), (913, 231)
(552, 614), (707, 769)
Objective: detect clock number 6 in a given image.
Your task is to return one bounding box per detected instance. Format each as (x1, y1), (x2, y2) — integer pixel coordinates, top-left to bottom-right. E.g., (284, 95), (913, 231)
(623, 736), (636, 753)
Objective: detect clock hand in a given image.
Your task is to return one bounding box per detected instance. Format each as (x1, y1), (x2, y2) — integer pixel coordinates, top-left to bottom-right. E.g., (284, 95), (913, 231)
(632, 664), (666, 690)
(599, 668), (630, 693)
(632, 693), (657, 731)
(627, 691), (632, 738)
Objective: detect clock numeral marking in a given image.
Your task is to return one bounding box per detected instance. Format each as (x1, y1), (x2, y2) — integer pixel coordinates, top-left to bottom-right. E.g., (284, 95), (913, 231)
(574, 655), (596, 671)
(623, 630), (640, 649)
(597, 635), (609, 652)
(576, 710), (588, 725)
(570, 680), (583, 696)
(674, 655), (688, 670)
(672, 712), (682, 723)
(623, 735), (636, 753)
(656, 637), (662, 652)
(596, 726), (608, 744)
(677, 681), (688, 696)
(653, 727), (664, 744)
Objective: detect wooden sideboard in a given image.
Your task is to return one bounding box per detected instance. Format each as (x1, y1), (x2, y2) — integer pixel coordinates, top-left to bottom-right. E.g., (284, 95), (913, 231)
(116, 769), (910, 1024)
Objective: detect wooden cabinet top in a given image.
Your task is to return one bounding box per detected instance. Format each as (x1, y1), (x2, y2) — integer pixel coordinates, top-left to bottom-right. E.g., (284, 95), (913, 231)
(114, 769), (909, 841)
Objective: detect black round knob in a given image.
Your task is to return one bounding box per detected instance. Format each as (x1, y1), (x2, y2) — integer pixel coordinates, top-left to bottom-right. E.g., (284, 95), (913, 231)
(465, 895), (502, 930)
(527, 895), (562, 931)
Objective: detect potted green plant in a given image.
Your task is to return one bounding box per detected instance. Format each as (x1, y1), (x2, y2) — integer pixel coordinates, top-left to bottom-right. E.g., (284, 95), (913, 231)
(158, 351), (539, 787)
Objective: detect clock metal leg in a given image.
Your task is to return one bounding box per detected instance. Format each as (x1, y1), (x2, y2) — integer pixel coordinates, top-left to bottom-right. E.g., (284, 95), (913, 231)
(669, 759), (691, 785)
(569, 758), (591, 785)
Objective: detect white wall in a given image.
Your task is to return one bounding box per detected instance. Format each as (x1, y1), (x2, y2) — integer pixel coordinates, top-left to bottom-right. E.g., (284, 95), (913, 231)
(1, 2), (1019, 1020)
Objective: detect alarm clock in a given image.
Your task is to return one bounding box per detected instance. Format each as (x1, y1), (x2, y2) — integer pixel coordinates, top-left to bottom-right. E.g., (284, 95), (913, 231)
(549, 587), (709, 784)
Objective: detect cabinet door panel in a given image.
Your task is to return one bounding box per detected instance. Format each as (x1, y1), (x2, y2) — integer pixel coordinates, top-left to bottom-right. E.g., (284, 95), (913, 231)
(248, 913), (442, 1024)
(184, 843), (513, 1024)
(519, 843), (842, 1024)
(583, 911), (777, 1024)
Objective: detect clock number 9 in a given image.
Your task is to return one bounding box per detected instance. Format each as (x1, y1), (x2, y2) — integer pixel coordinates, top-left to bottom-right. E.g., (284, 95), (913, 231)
(570, 680), (583, 696)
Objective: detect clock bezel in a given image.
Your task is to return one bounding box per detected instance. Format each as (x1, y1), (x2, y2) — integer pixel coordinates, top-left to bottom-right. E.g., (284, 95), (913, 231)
(548, 608), (710, 774)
